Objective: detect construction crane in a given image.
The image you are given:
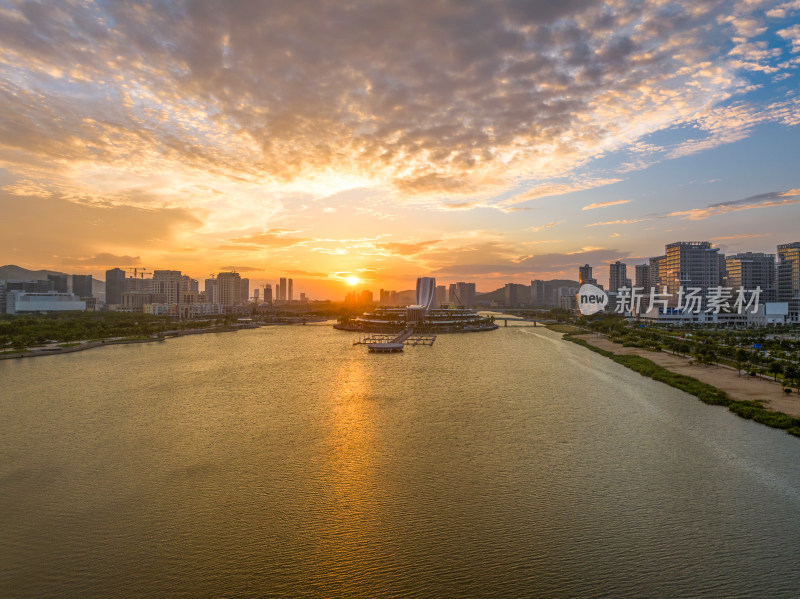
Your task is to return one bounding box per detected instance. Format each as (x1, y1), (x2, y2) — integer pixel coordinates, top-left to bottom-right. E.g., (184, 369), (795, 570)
(125, 268), (153, 279)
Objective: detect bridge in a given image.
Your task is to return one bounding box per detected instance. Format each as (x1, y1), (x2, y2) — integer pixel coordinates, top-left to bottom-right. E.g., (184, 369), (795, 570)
(493, 318), (541, 327)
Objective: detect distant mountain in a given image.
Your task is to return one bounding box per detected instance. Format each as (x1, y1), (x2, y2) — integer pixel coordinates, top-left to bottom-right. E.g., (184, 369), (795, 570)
(0, 264), (64, 280)
(0, 264), (105, 296)
(475, 287), (507, 302)
(545, 279), (580, 290)
(476, 279), (579, 304)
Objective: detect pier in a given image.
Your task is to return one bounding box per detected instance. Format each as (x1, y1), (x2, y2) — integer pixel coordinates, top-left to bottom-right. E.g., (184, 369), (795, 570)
(353, 328), (437, 352)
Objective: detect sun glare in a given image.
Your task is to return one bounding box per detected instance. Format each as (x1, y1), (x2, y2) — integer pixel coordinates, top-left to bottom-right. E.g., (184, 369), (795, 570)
(346, 276), (360, 286)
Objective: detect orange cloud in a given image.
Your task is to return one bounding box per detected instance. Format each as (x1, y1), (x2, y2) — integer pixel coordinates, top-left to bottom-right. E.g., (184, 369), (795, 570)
(582, 199), (631, 210)
(669, 189), (800, 220)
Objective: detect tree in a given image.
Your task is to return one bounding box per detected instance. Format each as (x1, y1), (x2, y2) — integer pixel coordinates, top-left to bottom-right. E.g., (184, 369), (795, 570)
(783, 364), (799, 391)
(768, 360), (783, 382)
(735, 348), (749, 376)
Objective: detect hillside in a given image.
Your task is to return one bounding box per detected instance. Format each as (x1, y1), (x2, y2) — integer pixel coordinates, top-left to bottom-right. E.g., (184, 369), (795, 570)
(476, 279), (579, 303)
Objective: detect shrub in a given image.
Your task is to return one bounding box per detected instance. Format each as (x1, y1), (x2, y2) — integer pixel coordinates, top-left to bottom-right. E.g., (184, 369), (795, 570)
(563, 335), (800, 437)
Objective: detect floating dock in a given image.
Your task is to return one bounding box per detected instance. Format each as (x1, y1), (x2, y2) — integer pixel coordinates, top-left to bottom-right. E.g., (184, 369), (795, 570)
(353, 328), (437, 352)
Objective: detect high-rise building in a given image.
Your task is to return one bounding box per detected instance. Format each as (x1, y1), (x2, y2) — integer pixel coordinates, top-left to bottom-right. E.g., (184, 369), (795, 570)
(152, 270), (182, 304)
(105, 268), (126, 305)
(241, 278), (250, 303)
(447, 282), (476, 306)
(125, 276), (154, 294)
(72, 274), (94, 299)
(263, 284), (273, 304)
(47, 273), (68, 293)
(530, 279), (546, 306)
(635, 264), (651, 289)
(359, 289), (373, 304)
(204, 278), (217, 303)
(217, 272), (242, 306)
(649, 255), (666, 288)
(179, 276), (199, 295)
(448, 283), (458, 305)
(461, 282), (476, 306)
(279, 278), (287, 302)
(578, 264), (596, 286)
(288, 278), (293, 302)
(777, 242), (800, 319)
(609, 261), (627, 292)
(416, 277), (437, 309)
(660, 242), (722, 308)
(504, 283), (528, 307)
(436, 285), (447, 307)
(5, 279), (51, 293)
(725, 253), (776, 302)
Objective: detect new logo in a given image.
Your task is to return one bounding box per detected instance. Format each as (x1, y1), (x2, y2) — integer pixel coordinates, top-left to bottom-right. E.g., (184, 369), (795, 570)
(578, 284), (608, 315)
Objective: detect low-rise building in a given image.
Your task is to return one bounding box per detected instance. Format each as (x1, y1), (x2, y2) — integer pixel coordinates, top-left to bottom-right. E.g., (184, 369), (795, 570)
(6, 291), (85, 314)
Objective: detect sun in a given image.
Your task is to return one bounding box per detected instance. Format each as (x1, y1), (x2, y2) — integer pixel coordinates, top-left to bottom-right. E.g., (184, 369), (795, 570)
(346, 276), (360, 286)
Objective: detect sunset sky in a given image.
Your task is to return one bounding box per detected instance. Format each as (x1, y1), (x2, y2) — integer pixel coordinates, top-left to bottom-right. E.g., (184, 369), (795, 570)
(1, 0), (799, 298)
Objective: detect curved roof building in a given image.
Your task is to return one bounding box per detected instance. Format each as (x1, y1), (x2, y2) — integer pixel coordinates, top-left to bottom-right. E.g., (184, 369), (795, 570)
(415, 277), (437, 310)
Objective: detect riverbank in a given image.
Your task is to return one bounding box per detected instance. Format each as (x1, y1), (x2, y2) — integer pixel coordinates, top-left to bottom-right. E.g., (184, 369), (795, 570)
(561, 332), (800, 437)
(0, 323), (260, 360)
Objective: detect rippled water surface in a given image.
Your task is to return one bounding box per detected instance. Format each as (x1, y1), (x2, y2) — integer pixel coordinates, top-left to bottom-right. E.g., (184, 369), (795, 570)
(2, 322), (800, 597)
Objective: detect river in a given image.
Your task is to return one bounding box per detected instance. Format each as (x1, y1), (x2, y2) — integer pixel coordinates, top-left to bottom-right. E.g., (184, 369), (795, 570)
(2, 322), (799, 597)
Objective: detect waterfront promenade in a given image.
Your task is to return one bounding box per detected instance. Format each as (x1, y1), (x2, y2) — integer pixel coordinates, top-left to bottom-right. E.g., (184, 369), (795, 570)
(572, 333), (800, 418)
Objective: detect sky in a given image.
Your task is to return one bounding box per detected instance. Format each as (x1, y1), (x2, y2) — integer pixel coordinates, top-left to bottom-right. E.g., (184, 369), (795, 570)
(1, 0), (799, 299)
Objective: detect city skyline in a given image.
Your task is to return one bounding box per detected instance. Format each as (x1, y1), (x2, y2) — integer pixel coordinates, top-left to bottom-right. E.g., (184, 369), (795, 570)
(4, 234), (797, 307)
(2, 233), (798, 299)
(1, 1), (799, 298)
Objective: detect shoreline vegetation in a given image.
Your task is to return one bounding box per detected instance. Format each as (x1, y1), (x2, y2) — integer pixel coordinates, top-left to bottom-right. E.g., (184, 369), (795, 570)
(551, 326), (800, 438)
(0, 312), (332, 361)
(0, 323), (269, 360)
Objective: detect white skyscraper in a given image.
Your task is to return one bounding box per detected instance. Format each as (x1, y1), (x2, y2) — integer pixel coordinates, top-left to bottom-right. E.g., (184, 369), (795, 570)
(415, 277), (437, 310)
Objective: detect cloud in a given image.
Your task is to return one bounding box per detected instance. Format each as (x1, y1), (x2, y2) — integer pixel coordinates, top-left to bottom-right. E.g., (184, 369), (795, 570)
(522, 239), (563, 245)
(709, 233), (772, 240)
(0, 0), (793, 218)
(280, 269), (330, 278)
(528, 220), (565, 232)
(778, 24), (800, 53)
(586, 218), (651, 227)
(64, 253), (141, 267)
(499, 179), (622, 211)
(0, 0), (799, 283)
(430, 247), (627, 278)
(582, 199), (631, 210)
(220, 266), (263, 272)
(226, 229), (310, 248)
(375, 240), (441, 256)
(566, 246), (606, 254)
(441, 201), (484, 211)
(668, 189), (800, 220)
